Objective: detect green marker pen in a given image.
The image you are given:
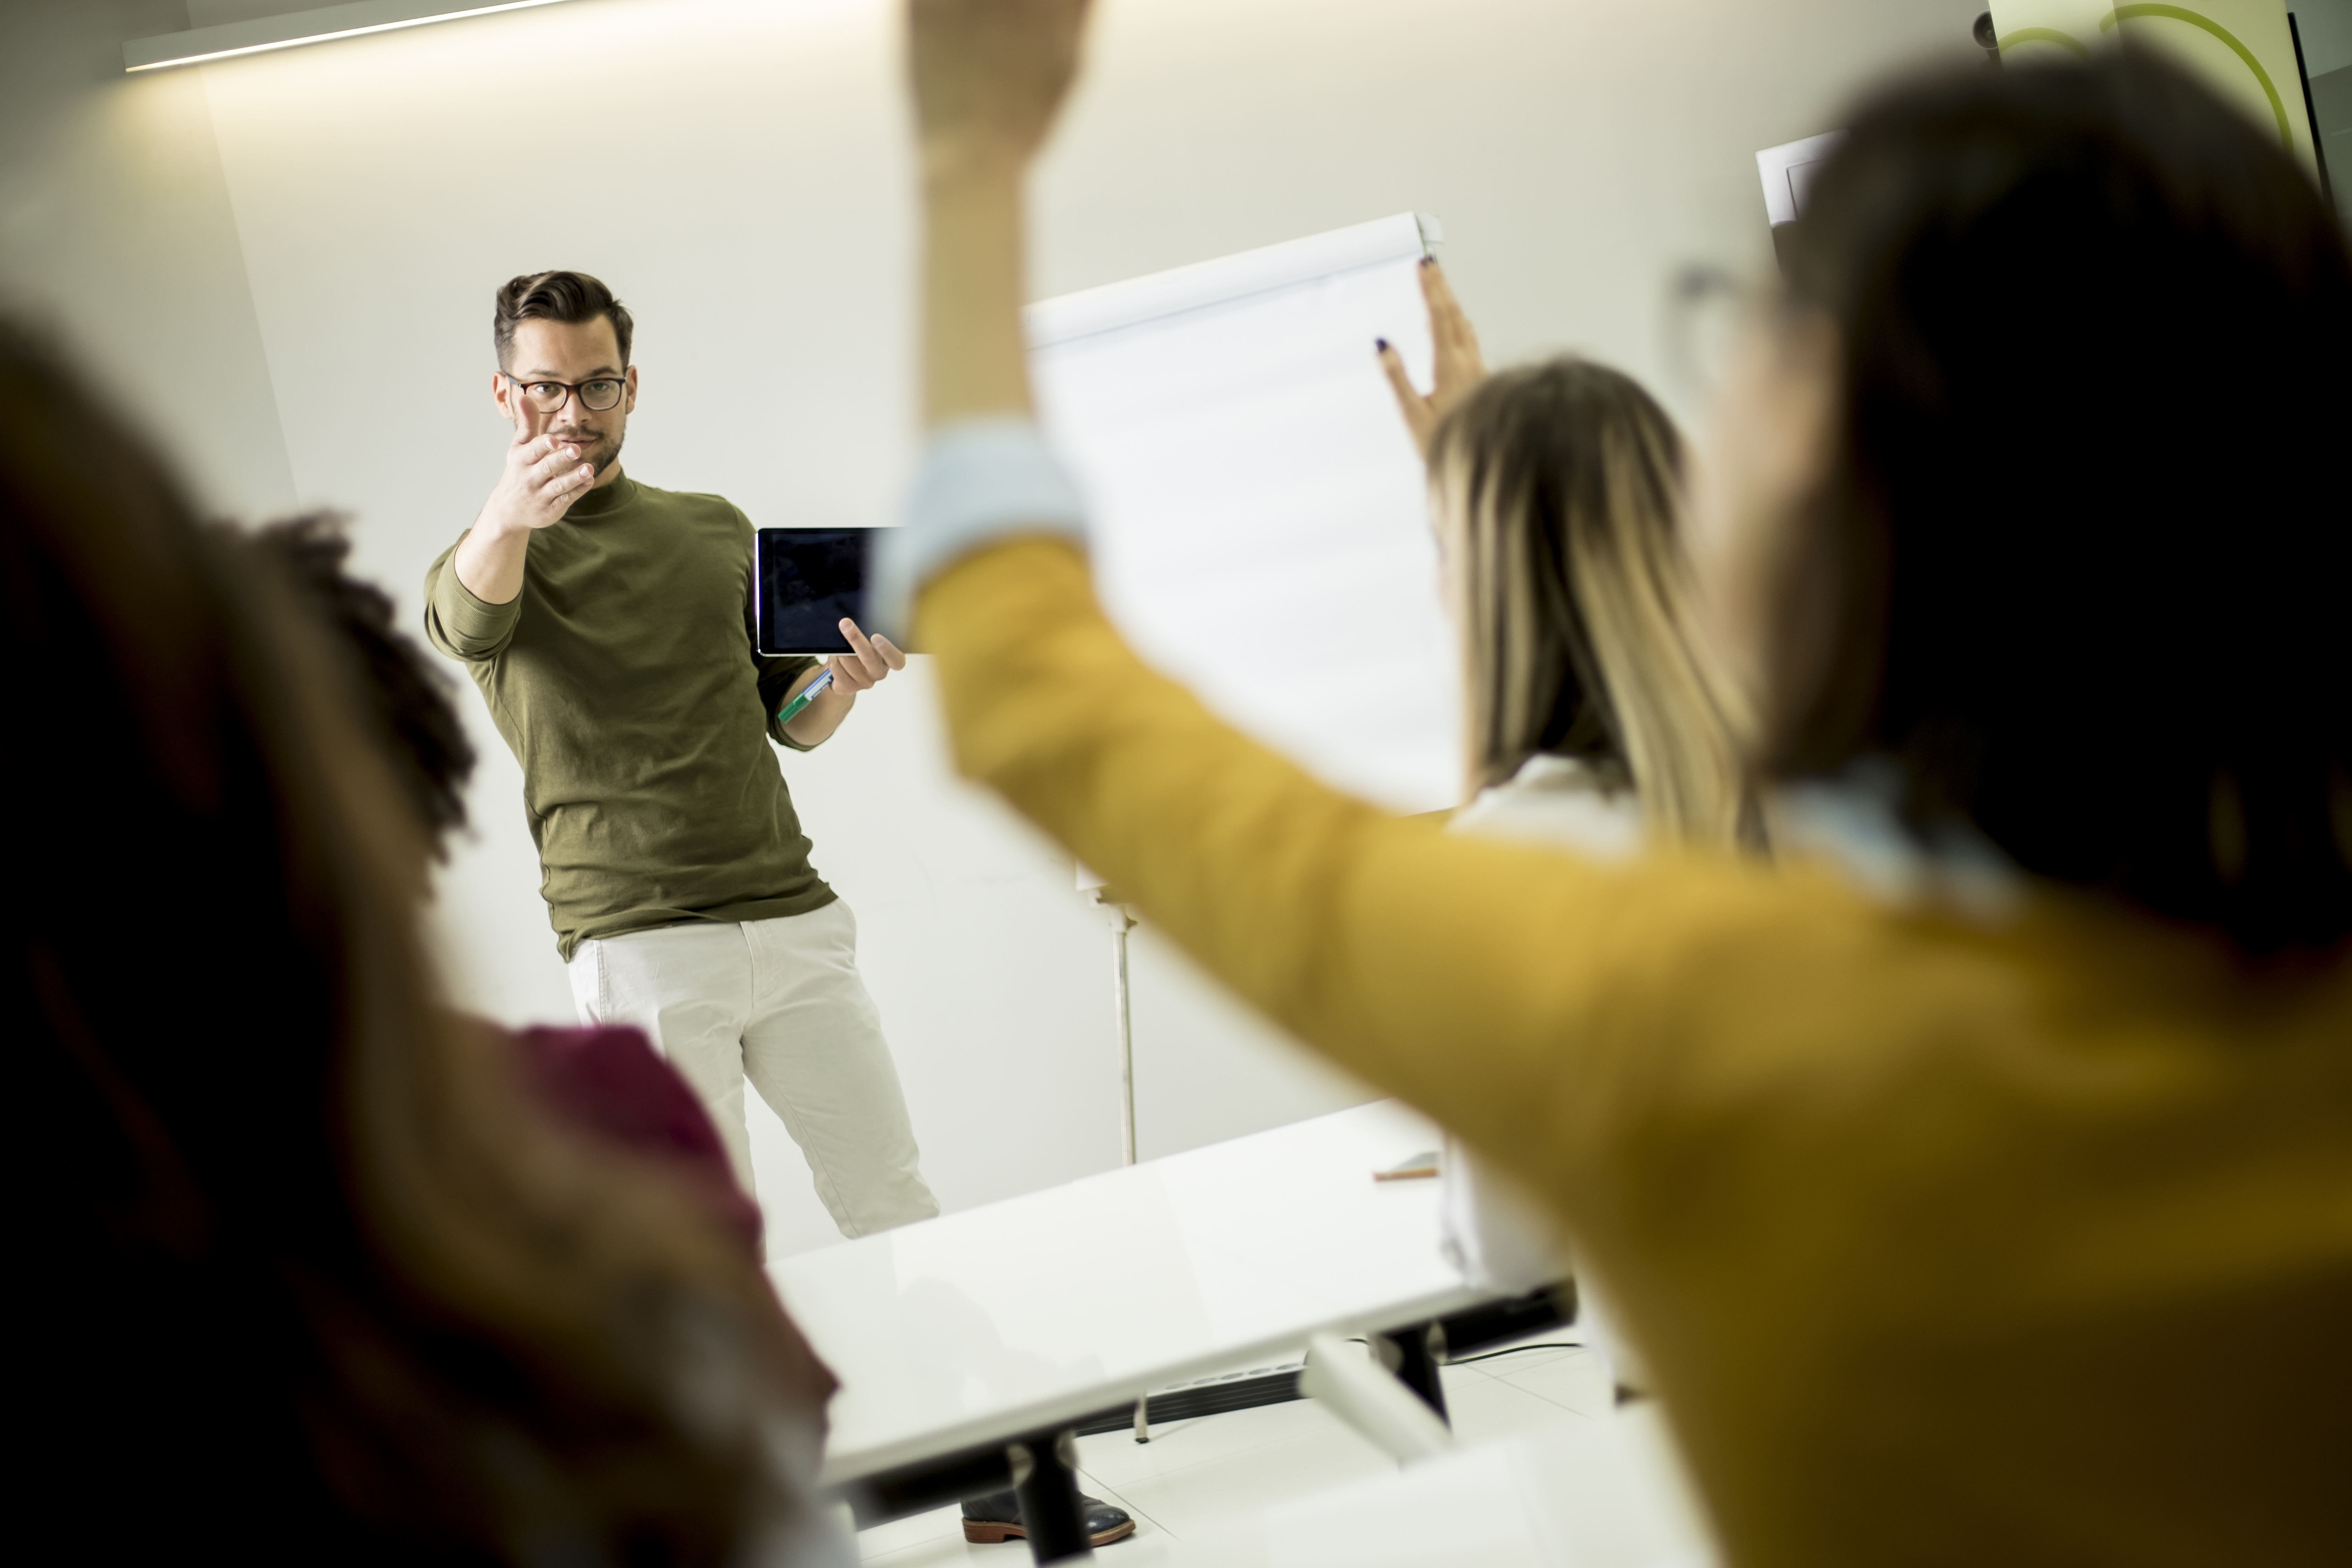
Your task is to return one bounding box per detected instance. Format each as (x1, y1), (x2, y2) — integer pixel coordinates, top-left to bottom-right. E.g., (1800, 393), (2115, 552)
(775, 667), (835, 727)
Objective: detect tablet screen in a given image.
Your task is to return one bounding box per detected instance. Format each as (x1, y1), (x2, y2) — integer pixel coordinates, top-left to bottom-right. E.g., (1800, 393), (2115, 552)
(755, 528), (870, 656)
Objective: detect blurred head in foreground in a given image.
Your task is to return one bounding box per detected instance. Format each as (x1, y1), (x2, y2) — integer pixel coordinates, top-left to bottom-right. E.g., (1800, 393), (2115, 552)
(251, 513), (476, 856)
(1429, 359), (1748, 845)
(1698, 46), (2352, 953)
(252, 515), (771, 1255)
(1, 328), (838, 1562)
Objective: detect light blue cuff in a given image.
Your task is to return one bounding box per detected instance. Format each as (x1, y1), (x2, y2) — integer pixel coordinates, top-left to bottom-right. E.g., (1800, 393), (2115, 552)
(870, 416), (1088, 643)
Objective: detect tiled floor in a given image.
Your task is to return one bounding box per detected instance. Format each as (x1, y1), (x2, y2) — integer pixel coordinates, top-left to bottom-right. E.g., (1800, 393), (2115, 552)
(854, 1333), (1609, 1564)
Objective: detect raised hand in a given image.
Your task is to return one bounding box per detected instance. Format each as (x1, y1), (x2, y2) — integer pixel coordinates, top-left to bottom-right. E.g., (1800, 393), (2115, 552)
(482, 427), (598, 538)
(909, 0), (1092, 177)
(1379, 260), (1488, 458)
(454, 427), (599, 604)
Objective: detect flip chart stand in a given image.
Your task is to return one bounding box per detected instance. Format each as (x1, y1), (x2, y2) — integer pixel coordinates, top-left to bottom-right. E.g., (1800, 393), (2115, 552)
(1105, 897), (1139, 1168)
(1078, 867), (1140, 1168)
(1083, 877), (1149, 1442)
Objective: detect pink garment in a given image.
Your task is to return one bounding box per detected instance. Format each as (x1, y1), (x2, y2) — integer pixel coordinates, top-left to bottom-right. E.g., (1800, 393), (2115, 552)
(511, 1024), (764, 1257)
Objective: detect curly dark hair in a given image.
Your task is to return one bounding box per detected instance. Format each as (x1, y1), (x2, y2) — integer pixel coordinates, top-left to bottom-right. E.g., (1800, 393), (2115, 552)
(250, 515), (475, 854)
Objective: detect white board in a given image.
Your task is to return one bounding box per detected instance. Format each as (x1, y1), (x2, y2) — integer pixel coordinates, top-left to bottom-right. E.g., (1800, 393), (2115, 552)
(1756, 129), (1845, 227)
(1028, 213), (1462, 814)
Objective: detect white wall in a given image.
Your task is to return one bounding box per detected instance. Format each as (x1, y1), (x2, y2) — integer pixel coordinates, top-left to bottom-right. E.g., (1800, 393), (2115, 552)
(8, 0), (1986, 1256)
(0, 0), (294, 521)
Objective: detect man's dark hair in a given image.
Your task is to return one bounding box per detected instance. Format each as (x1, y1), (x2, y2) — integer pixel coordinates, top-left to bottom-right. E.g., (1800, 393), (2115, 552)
(493, 270), (634, 370)
(1771, 49), (2352, 954)
(248, 515), (475, 854)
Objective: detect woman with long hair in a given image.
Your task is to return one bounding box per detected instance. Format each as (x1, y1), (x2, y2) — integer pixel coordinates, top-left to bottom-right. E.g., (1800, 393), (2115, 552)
(5, 328), (845, 1564)
(1434, 359), (1744, 847)
(884, 0), (2352, 1559)
(1384, 278), (1750, 1329)
(1382, 272), (1748, 851)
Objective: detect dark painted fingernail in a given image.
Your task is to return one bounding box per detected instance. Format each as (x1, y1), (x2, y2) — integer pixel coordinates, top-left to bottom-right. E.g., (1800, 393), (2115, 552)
(1419, 255), (1435, 268)
(1375, 337), (1390, 352)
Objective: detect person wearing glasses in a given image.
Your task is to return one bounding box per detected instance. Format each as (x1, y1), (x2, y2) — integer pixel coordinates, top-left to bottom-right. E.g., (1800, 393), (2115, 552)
(423, 269), (939, 1242)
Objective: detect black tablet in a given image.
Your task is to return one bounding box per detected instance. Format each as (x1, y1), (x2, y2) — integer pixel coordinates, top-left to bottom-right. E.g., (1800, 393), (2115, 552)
(754, 528), (875, 656)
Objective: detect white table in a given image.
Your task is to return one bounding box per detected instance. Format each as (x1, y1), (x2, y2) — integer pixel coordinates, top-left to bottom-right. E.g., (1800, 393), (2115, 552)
(770, 1101), (1493, 1546)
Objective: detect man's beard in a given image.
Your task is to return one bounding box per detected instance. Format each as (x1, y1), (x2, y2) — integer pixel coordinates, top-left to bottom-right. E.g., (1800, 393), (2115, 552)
(557, 425), (624, 476)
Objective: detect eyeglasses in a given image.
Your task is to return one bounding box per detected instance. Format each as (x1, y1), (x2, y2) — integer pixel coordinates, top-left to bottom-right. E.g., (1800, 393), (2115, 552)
(1674, 261), (1834, 404)
(503, 371), (625, 414)
(1662, 264), (1785, 400)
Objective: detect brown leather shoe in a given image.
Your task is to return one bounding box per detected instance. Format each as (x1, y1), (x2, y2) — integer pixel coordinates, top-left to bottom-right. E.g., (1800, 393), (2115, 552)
(960, 1487), (1137, 1546)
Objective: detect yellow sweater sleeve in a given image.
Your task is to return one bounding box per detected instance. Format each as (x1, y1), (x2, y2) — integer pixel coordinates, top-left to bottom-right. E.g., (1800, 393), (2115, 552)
(918, 539), (1792, 1216)
(918, 540), (2352, 1568)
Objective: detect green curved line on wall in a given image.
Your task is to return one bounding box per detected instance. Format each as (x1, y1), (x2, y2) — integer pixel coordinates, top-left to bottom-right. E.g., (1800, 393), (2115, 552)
(2100, 3), (2292, 149)
(1998, 26), (2091, 56)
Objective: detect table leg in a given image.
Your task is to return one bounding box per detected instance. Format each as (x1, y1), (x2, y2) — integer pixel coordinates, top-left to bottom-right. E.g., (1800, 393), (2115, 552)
(1009, 1429), (1093, 1563)
(1379, 1322), (1450, 1423)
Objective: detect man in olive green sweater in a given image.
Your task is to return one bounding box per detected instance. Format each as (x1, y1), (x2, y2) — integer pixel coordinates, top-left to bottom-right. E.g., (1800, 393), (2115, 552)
(425, 270), (936, 1238)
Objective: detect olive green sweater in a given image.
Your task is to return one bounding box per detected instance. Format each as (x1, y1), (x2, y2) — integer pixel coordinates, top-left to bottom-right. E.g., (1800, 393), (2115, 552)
(424, 474), (832, 959)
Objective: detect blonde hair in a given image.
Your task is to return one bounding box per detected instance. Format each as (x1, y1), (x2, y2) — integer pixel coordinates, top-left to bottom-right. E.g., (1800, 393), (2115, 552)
(1429, 358), (1746, 846)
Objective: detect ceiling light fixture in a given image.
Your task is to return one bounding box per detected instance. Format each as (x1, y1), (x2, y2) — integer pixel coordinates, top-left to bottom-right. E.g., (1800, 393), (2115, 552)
(124, 0), (580, 73)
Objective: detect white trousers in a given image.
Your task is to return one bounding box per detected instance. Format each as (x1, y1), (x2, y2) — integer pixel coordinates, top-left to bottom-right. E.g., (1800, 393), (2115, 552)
(567, 901), (938, 1238)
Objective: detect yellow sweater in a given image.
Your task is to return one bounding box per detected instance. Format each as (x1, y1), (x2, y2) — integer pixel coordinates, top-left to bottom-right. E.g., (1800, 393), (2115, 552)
(922, 541), (2352, 1567)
